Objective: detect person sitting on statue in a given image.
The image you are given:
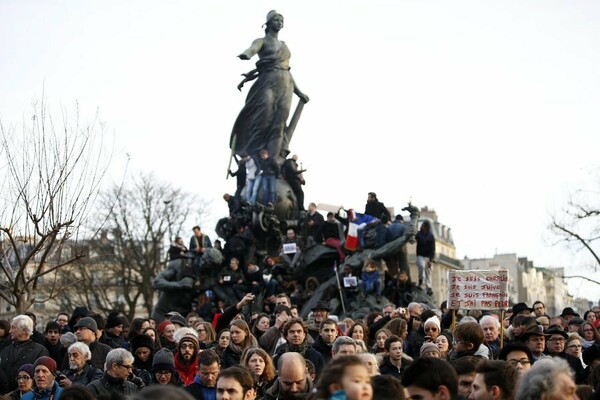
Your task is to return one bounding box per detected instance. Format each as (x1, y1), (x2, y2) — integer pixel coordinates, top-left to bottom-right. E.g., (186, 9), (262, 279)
(257, 148), (279, 206)
(189, 226), (212, 258)
(364, 192), (391, 220)
(214, 258), (245, 305)
(282, 154), (306, 212)
(168, 237), (188, 261)
(386, 270), (416, 307)
(302, 202), (324, 246)
(361, 259), (383, 303)
(316, 212), (346, 263)
(279, 228), (302, 269)
(228, 154), (248, 198)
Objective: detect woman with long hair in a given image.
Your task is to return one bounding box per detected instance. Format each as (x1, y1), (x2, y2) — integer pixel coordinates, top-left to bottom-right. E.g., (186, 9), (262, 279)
(194, 321), (216, 347)
(212, 328), (230, 358)
(143, 327), (162, 350)
(371, 328), (391, 355)
(251, 313), (271, 341)
(240, 347), (276, 399)
(221, 320), (258, 368)
(349, 322), (370, 346)
(129, 318), (151, 340)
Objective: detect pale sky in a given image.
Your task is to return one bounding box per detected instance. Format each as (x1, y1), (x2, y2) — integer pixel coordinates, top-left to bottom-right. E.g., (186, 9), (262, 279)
(1, 1), (599, 302)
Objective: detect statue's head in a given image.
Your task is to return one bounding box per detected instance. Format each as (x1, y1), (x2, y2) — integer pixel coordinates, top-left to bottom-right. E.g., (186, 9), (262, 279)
(265, 10), (284, 32)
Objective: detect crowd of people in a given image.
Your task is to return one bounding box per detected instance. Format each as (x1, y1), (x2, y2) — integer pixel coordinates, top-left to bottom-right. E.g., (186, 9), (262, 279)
(0, 297), (598, 399)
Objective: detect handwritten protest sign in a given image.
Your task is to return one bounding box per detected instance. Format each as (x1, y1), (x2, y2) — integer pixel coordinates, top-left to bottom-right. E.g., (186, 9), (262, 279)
(447, 269), (509, 310)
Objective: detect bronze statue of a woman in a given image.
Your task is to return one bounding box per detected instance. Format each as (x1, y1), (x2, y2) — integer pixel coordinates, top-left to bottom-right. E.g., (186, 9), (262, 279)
(230, 10), (309, 164)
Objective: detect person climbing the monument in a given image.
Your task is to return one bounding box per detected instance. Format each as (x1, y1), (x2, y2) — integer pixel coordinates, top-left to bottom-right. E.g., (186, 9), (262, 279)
(416, 220), (435, 295)
(257, 149), (279, 206)
(230, 10), (310, 164)
(282, 154), (306, 212)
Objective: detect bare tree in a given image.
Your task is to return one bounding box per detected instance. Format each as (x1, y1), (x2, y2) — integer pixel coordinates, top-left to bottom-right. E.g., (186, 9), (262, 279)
(0, 99), (114, 313)
(54, 173), (209, 320)
(549, 174), (600, 272)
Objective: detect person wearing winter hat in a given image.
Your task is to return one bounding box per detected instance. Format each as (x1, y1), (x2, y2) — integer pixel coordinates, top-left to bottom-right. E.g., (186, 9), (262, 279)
(6, 364), (35, 400)
(157, 321), (177, 352)
(21, 356), (63, 400)
(151, 348), (181, 386)
(174, 329), (199, 386)
(131, 334), (156, 372)
(101, 312), (127, 349)
(71, 317), (111, 371)
(420, 342), (441, 358)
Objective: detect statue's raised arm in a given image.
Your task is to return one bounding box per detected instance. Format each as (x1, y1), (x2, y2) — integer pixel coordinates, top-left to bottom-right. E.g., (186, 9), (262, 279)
(230, 10), (309, 164)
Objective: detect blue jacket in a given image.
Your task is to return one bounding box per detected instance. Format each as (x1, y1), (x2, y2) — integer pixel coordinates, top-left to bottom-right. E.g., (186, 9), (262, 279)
(22, 381), (63, 400)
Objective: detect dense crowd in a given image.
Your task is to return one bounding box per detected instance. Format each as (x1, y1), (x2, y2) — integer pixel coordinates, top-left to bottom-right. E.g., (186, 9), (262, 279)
(0, 297), (598, 400)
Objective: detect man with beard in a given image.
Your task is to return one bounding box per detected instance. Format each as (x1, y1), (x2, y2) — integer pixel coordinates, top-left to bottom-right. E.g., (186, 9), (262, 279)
(263, 353), (313, 400)
(175, 331), (199, 386)
(311, 318), (337, 363)
(273, 318), (324, 376)
(185, 349), (221, 400)
(60, 342), (103, 387)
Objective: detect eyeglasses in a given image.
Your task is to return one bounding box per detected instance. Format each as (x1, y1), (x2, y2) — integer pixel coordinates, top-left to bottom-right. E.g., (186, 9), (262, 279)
(180, 343), (196, 350)
(452, 339), (465, 345)
(507, 359), (531, 367)
(567, 344), (582, 349)
(155, 370), (172, 376)
(424, 327), (439, 332)
(16, 376), (31, 381)
(583, 329), (594, 333)
(118, 364), (134, 370)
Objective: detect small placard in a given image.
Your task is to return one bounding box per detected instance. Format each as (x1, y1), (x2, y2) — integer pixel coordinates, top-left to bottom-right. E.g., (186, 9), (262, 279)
(343, 276), (358, 288)
(223, 276), (231, 282)
(283, 243), (297, 254)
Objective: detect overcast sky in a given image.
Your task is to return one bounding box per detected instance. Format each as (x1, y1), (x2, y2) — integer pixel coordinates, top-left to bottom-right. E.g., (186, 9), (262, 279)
(1, 1), (599, 302)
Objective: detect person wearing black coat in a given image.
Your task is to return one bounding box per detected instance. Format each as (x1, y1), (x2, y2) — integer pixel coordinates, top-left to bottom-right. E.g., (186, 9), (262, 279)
(364, 192), (391, 219)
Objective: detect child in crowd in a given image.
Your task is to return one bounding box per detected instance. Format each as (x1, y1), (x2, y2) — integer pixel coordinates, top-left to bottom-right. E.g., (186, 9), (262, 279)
(311, 355), (373, 400)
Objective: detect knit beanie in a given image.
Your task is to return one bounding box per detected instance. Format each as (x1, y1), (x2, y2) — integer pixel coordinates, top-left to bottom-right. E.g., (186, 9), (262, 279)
(169, 314), (188, 328)
(157, 320), (172, 336)
(74, 317), (98, 332)
(424, 316), (441, 331)
(131, 334), (155, 353)
(105, 312), (124, 330)
(152, 348), (175, 372)
(34, 356), (57, 375)
(420, 342), (441, 357)
(18, 364), (35, 379)
(60, 332), (77, 348)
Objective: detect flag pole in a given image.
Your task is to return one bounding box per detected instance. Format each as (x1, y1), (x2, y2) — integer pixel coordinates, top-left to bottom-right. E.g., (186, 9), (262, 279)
(333, 261), (346, 315)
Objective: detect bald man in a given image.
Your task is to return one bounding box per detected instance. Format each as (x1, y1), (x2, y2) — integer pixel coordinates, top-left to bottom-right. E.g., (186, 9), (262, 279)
(263, 353), (314, 400)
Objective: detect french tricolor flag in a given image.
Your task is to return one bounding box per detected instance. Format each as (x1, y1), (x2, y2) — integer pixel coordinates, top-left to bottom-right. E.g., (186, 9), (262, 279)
(344, 209), (378, 251)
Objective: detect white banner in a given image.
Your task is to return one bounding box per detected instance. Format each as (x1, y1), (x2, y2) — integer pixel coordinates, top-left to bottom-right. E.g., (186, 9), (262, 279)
(447, 269), (509, 310)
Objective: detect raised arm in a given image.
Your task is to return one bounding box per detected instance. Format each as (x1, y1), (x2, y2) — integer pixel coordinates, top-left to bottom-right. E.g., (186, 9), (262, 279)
(238, 38), (264, 60)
